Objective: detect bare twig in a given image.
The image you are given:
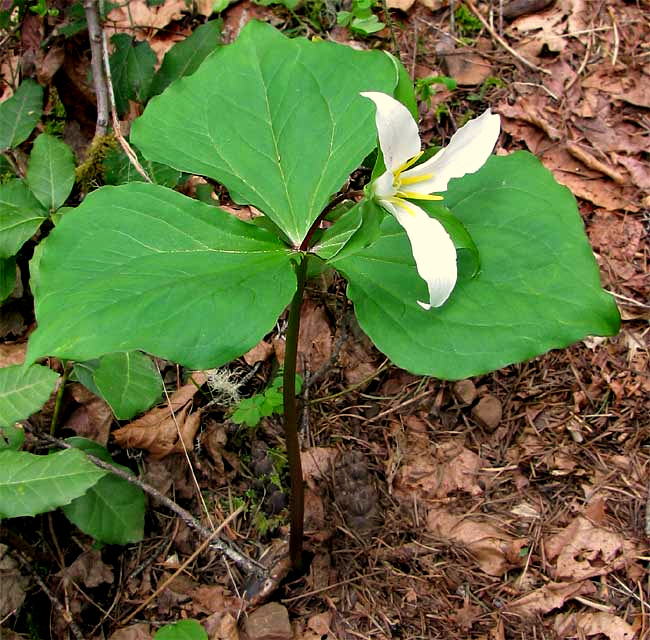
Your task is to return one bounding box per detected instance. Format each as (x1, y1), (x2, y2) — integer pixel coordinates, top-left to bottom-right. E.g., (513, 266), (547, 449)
(465, 0), (551, 76)
(96, 3), (152, 182)
(82, 0), (109, 138)
(119, 506), (244, 625)
(22, 425), (265, 579)
(12, 549), (85, 640)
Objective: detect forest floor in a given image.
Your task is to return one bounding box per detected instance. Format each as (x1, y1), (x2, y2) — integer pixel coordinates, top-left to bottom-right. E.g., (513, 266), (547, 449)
(0, 0), (648, 638)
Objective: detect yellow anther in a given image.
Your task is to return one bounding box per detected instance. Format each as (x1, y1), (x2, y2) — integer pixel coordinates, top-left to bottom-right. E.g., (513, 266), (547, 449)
(394, 151), (424, 178)
(397, 191), (444, 201)
(400, 173), (434, 186)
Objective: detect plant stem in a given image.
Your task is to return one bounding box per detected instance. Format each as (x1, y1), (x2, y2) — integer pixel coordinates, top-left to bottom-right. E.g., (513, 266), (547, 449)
(50, 361), (71, 436)
(283, 254), (309, 570)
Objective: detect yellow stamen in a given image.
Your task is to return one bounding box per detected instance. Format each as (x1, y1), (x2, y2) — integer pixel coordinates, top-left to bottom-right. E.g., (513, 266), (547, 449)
(386, 196), (418, 217)
(399, 173), (434, 186)
(397, 190), (444, 201)
(394, 151), (424, 178)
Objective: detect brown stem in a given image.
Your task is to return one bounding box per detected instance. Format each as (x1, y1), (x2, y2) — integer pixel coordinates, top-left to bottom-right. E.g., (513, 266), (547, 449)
(282, 255), (309, 569)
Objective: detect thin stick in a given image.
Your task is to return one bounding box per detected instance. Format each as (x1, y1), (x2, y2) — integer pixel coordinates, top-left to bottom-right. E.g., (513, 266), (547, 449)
(379, 0), (399, 60)
(119, 506), (244, 625)
(23, 426), (265, 578)
(465, 0), (551, 76)
(13, 549), (85, 640)
(82, 0), (109, 138)
(155, 362), (215, 532)
(97, 8), (152, 182)
(49, 362), (71, 436)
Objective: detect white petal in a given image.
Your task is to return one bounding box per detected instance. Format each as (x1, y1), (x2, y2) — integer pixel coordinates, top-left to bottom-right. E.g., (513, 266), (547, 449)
(380, 198), (457, 309)
(401, 109), (500, 195)
(372, 169), (395, 199)
(361, 92), (421, 173)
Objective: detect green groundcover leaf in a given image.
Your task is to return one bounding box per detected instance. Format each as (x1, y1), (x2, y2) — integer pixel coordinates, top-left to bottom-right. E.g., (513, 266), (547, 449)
(334, 152), (620, 379)
(154, 619), (207, 640)
(0, 255), (16, 301)
(27, 183), (297, 368)
(0, 79), (43, 151)
(0, 180), (48, 258)
(74, 351), (162, 420)
(0, 364), (59, 426)
(63, 438), (145, 544)
(110, 33), (156, 116)
(132, 20), (397, 246)
(0, 425), (25, 451)
(149, 19), (223, 98)
(0, 448), (106, 518)
(26, 133), (76, 212)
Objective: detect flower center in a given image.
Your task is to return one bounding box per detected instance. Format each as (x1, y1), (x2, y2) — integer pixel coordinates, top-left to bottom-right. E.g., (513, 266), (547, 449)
(392, 153), (444, 204)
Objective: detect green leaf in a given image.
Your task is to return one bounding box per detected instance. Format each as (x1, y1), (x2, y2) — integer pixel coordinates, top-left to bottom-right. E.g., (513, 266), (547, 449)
(315, 199), (384, 262)
(0, 448), (106, 518)
(73, 351), (162, 420)
(62, 438), (145, 544)
(0, 425), (25, 451)
(27, 182), (298, 369)
(334, 153), (620, 379)
(132, 20), (397, 245)
(0, 180), (48, 258)
(26, 133), (76, 212)
(0, 364), (59, 426)
(0, 80), (44, 151)
(102, 145), (183, 188)
(390, 53), (418, 118)
(0, 255), (16, 301)
(149, 20), (223, 98)
(420, 203), (480, 278)
(350, 15), (385, 34)
(154, 619), (208, 640)
(110, 34), (156, 116)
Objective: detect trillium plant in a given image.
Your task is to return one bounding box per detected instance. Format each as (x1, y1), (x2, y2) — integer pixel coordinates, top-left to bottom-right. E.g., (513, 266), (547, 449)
(24, 22), (619, 567)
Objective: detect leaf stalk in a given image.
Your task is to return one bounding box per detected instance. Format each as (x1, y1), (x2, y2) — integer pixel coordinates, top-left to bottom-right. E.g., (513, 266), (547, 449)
(283, 254), (309, 570)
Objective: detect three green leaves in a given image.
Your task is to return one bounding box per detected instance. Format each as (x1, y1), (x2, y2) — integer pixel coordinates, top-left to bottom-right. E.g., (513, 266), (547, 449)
(27, 20), (619, 380)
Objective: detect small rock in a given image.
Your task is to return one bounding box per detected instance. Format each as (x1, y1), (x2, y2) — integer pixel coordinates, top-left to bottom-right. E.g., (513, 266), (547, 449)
(453, 380), (477, 405)
(471, 395), (503, 431)
(244, 602), (292, 640)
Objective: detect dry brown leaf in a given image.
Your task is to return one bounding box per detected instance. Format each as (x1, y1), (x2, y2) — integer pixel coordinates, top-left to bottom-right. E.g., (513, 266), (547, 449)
(615, 155), (650, 192)
(297, 299), (333, 373)
(436, 36), (493, 86)
(506, 580), (595, 617)
(588, 210), (645, 263)
(67, 383), (114, 446)
(0, 544), (29, 619)
(544, 516), (640, 581)
(554, 611), (637, 640)
(112, 372), (207, 458)
(243, 339), (274, 365)
(427, 508), (527, 576)
(106, 0), (185, 35)
(452, 601), (482, 630)
(60, 550), (114, 589)
(107, 624), (152, 640)
(583, 67), (650, 109)
(0, 342), (27, 367)
(511, 3), (567, 54)
(386, 0), (416, 10)
(307, 611), (333, 636)
(301, 447), (338, 485)
(393, 420), (486, 500)
(204, 611), (239, 640)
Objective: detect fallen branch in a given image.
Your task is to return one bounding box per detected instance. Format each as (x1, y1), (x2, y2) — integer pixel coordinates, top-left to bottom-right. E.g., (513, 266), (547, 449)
(465, 0), (551, 76)
(23, 425), (266, 580)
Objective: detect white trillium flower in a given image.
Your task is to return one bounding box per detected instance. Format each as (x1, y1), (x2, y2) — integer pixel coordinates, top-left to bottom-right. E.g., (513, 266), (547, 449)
(361, 91), (501, 309)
